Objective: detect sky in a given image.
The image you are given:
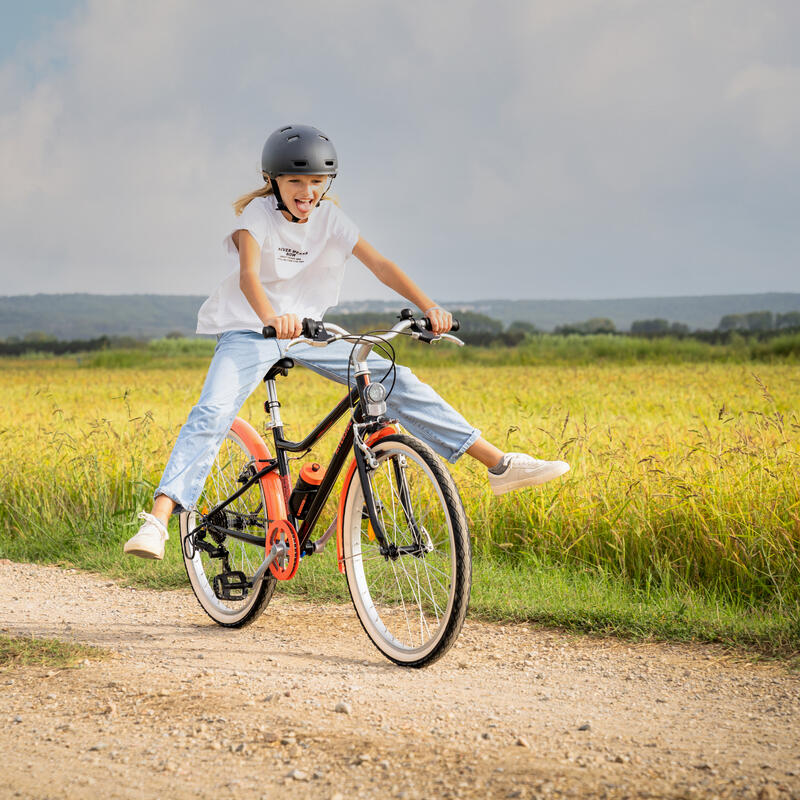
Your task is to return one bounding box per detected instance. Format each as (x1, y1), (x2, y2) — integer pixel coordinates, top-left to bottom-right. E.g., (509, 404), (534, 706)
(1, 0), (798, 302)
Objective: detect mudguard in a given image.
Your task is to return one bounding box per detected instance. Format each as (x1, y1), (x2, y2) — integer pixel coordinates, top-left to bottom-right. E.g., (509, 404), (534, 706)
(229, 417), (287, 540)
(336, 426), (397, 574)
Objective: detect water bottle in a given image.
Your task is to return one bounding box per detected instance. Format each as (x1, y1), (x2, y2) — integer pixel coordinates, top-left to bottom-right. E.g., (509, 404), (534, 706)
(288, 462), (325, 519)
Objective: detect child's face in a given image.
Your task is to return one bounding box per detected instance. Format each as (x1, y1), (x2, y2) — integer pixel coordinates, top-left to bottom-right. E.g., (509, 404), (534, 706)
(274, 174), (329, 221)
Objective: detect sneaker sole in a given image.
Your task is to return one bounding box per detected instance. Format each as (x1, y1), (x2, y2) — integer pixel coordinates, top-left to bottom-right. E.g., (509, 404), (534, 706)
(123, 545), (164, 560)
(490, 464), (570, 496)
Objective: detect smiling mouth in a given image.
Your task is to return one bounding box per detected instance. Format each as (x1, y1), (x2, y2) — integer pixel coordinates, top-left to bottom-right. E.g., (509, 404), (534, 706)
(294, 199), (313, 213)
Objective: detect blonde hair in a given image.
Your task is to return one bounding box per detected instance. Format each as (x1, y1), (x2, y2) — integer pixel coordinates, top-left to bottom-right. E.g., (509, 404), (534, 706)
(233, 173), (338, 216)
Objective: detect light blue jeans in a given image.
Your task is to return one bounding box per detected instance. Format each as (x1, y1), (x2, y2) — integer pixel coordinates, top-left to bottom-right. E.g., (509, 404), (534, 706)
(156, 330), (481, 510)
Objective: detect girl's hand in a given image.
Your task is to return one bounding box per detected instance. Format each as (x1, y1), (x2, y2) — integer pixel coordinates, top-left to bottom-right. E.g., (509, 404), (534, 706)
(265, 313), (302, 339)
(425, 306), (453, 335)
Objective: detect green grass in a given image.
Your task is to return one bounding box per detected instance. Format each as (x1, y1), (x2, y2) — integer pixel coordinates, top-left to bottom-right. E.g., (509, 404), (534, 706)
(0, 634), (109, 669)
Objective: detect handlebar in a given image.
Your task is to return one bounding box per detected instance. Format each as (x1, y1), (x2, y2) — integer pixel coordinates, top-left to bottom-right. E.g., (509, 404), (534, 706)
(262, 308), (462, 342)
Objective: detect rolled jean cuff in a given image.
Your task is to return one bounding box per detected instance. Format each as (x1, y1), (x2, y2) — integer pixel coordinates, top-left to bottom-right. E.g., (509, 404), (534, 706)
(153, 488), (188, 515)
(447, 427), (481, 464)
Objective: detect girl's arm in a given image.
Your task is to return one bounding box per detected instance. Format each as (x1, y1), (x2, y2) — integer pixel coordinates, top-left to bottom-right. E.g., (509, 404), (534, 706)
(352, 237), (453, 333)
(236, 230), (301, 338)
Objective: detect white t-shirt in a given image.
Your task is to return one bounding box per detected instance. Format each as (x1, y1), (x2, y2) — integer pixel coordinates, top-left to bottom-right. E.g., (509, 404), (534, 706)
(196, 195), (360, 334)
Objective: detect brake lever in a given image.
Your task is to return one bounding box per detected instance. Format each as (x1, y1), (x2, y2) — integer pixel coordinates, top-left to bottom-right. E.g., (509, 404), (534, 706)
(439, 333), (465, 347)
(287, 336), (340, 349)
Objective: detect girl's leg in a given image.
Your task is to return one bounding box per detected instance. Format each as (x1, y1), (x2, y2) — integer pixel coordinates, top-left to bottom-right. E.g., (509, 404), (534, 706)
(465, 437), (505, 468)
(150, 493), (177, 525)
(288, 340), (569, 495)
(288, 340), (481, 463)
(124, 331), (283, 559)
(153, 331), (283, 512)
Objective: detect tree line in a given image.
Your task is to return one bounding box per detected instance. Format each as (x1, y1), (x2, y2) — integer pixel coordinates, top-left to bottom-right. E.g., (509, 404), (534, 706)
(3, 309), (799, 355)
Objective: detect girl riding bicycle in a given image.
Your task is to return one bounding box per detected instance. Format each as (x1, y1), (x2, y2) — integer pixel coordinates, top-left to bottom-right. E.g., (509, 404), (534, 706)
(124, 124), (569, 560)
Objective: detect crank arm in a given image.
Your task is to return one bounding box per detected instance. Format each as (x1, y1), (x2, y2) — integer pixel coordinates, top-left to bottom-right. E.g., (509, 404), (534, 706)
(249, 541), (288, 585)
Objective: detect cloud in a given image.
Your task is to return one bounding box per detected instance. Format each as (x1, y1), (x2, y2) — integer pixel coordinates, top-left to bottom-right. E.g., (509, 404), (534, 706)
(0, 0), (798, 301)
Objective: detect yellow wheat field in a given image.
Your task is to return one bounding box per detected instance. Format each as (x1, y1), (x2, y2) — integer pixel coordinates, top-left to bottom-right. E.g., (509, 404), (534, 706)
(1, 357), (798, 604)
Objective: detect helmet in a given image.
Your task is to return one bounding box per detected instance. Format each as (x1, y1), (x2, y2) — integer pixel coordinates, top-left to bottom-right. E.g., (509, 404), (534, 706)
(261, 124), (338, 179)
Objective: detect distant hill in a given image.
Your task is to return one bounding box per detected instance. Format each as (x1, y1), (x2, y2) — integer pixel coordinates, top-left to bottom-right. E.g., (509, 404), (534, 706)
(1, 292), (799, 339)
(0, 294), (206, 340)
(335, 294), (800, 333)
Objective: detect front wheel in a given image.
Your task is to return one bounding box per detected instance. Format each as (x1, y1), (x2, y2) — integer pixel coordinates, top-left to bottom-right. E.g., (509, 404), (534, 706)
(341, 433), (471, 667)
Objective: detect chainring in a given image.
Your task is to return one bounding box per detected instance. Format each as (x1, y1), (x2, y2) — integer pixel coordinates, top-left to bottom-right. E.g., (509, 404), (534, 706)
(267, 520), (300, 581)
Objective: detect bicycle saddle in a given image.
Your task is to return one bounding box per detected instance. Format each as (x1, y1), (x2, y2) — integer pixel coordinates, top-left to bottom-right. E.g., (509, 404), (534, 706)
(263, 358), (295, 382)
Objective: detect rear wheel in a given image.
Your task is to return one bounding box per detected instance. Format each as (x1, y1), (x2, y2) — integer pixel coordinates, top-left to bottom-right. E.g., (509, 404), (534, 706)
(341, 433), (471, 667)
(180, 429), (276, 627)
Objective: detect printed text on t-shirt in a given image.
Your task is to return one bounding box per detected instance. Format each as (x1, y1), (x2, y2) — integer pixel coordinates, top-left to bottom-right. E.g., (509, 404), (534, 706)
(277, 247), (309, 264)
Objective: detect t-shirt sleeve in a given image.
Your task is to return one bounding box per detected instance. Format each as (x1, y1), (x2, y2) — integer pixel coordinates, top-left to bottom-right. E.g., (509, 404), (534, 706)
(330, 206), (360, 254)
(234, 198), (270, 250)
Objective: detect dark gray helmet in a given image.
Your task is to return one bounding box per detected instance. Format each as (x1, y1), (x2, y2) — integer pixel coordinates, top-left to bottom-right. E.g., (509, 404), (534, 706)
(261, 124), (338, 179)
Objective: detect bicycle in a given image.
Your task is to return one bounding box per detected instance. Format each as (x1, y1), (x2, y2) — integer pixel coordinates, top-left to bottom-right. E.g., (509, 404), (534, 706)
(179, 309), (472, 667)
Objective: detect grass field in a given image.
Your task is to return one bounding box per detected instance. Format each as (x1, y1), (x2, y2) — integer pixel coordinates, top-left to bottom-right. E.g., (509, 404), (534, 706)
(1, 351), (798, 660)
(0, 635), (108, 670)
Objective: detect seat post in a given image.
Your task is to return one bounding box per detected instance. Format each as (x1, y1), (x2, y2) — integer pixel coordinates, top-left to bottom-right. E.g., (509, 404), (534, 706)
(261, 357), (294, 430)
(264, 379), (283, 429)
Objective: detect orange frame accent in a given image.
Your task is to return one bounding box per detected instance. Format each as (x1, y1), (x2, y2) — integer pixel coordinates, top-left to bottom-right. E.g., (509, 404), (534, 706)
(229, 417), (287, 549)
(335, 426), (396, 574)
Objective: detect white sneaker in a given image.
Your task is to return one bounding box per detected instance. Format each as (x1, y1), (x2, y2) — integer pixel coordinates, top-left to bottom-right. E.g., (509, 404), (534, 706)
(488, 453), (570, 496)
(123, 512), (169, 560)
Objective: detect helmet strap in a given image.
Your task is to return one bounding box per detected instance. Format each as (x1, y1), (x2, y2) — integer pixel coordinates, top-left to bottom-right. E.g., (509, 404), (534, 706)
(316, 176), (335, 207)
(269, 178), (302, 223)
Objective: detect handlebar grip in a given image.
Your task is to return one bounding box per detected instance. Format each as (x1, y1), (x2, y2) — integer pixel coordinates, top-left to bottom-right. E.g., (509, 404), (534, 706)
(422, 317), (460, 332)
(262, 325), (277, 338)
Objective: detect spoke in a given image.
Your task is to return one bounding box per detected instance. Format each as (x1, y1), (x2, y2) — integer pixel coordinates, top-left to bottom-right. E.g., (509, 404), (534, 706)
(396, 555), (432, 644)
(397, 555), (446, 615)
(411, 559), (452, 582)
(422, 558), (443, 623)
(389, 558), (414, 645)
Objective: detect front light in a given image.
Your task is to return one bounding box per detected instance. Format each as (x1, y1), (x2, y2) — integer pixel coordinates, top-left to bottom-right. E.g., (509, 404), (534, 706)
(365, 382), (386, 403)
(365, 381), (387, 417)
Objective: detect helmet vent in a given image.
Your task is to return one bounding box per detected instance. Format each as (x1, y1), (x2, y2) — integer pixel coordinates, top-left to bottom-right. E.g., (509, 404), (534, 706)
(280, 126), (292, 132)
(287, 135), (300, 142)
(293, 160), (308, 167)
(324, 160), (334, 166)
(318, 134), (329, 141)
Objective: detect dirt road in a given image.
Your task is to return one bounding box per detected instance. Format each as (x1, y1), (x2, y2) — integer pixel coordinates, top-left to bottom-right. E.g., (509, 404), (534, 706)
(0, 560), (797, 799)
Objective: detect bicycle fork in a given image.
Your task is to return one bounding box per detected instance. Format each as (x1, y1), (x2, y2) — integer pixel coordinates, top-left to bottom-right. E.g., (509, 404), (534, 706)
(353, 440), (427, 560)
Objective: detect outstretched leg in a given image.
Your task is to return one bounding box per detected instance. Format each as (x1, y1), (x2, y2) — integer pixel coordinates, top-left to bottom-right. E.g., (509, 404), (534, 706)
(288, 340), (570, 495)
(124, 331), (283, 559)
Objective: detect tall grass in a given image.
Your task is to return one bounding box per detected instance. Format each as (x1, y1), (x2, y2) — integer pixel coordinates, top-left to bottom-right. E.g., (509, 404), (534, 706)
(1, 357), (798, 649)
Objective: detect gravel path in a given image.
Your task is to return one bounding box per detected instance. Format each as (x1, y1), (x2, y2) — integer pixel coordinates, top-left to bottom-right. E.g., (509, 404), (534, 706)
(1, 560), (798, 799)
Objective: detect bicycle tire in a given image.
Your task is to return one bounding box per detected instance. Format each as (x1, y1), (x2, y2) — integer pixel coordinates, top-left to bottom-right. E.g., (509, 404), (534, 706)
(180, 425), (277, 628)
(341, 433), (471, 667)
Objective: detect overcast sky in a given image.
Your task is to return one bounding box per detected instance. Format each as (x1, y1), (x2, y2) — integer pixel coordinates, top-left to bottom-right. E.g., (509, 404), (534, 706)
(1, 1), (798, 302)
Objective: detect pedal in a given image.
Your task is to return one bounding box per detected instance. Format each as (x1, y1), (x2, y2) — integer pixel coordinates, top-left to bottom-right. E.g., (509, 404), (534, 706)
(212, 571), (250, 600)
